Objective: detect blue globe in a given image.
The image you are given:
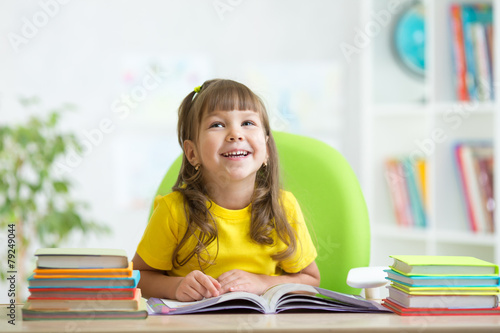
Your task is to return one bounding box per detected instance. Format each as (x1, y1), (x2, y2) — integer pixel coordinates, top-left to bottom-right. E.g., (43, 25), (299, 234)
(394, 3), (425, 76)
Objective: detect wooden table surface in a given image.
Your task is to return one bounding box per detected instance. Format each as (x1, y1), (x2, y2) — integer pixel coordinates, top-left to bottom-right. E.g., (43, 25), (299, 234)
(2, 305), (500, 333)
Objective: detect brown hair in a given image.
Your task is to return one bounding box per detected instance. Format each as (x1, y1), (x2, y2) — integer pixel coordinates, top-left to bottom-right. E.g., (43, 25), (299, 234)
(172, 79), (296, 270)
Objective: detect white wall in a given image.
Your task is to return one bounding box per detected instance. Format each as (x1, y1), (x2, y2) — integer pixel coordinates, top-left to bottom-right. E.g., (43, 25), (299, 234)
(0, 0), (364, 301)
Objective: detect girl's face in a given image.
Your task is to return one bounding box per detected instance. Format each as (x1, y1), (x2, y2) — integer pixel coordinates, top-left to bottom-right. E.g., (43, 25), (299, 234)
(184, 109), (268, 189)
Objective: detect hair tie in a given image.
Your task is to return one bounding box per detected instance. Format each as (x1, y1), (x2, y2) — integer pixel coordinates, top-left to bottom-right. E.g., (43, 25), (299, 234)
(194, 86), (201, 93)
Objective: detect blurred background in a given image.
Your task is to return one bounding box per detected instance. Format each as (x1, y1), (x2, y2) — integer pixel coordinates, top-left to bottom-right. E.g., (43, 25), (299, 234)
(2, 0), (498, 302)
(0, 0), (364, 301)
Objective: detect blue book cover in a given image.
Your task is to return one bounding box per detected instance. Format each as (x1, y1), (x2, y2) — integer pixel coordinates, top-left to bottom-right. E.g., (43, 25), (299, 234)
(385, 269), (500, 287)
(461, 5), (478, 100)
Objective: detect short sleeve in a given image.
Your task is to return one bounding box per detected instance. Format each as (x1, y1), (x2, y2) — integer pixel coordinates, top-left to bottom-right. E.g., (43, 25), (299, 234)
(136, 194), (183, 271)
(278, 192), (318, 273)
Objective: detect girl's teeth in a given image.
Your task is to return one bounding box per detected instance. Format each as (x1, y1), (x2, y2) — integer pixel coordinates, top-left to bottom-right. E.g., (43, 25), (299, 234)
(224, 151), (248, 157)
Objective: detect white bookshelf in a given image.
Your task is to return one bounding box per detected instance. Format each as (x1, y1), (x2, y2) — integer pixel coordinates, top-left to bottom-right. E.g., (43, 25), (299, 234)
(361, 0), (500, 266)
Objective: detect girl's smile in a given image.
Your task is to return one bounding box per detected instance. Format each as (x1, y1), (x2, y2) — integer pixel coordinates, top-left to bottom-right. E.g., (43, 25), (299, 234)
(221, 150), (250, 158)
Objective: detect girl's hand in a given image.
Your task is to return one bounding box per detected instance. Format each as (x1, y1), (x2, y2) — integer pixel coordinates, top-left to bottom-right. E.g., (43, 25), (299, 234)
(217, 269), (270, 295)
(175, 270), (221, 301)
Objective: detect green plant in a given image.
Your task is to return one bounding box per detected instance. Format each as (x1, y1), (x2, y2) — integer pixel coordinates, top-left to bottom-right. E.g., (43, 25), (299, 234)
(0, 98), (110, 300)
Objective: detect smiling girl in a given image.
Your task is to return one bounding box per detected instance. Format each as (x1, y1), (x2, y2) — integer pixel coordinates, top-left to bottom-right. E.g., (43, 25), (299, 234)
(132, 79), (319, 301)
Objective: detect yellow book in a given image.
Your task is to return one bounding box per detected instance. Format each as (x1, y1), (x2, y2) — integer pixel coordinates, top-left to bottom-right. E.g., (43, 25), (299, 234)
(415, 158), (427, 208)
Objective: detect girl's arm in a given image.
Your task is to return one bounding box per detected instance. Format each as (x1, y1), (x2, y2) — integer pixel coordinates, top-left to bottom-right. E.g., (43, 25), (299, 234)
(217, 261), (320, 295)
(132, 253), (221, 301)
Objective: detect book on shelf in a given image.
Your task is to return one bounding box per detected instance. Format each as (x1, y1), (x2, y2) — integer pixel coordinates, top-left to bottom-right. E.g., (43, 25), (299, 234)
(147, 283), (390, 315)
(385, 269), (500, 287)
(35, 248), (129, 269)
(449, 3), (469, 101)
(390, 255), (499, 276)
(384, 157), (427, 228)
(23, 248), (147, 321)
(454, 141), (494, 234)
(450, 3), (494, 102)
(382, 255), (500, 316)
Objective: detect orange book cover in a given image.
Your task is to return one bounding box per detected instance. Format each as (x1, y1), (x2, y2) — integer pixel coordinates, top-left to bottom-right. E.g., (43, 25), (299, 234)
(34, 262), (133, 278)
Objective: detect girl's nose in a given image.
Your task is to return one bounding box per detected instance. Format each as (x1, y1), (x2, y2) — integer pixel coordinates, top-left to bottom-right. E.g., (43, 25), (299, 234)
(226, 128), (243, 142)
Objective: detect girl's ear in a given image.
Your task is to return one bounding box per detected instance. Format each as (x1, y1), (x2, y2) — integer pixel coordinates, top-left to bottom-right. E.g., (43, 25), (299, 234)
(183, 140), (199, 166)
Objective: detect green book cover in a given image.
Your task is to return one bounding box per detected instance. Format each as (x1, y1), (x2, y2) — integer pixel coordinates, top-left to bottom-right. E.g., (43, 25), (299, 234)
(390, 255), (499, 276)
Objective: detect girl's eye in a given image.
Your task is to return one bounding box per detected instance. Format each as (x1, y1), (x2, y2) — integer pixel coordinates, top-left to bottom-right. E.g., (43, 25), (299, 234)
(209, 122), (224, 128)
(242, 121), (255, 126)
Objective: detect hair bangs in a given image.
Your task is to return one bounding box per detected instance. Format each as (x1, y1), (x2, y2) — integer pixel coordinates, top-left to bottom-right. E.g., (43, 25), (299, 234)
(202, 80), (263, 115)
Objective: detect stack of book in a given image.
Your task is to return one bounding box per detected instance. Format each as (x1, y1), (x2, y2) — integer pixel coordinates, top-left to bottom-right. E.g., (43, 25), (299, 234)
(382, 255), (500, 316)
(22, 248), (147, 321)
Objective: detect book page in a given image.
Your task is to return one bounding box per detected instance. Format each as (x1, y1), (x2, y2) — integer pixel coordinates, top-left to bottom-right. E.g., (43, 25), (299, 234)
(261, 283), (317, 310)
(158, 291), (269, 314)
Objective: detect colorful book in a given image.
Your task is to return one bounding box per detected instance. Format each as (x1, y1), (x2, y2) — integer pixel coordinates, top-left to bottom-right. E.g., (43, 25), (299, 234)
(385, 159), (412, 227)
(390, 282), (500, 295)
(28, 270), (140, 288)
(387, 286), (499, 309)
(390, 255), (499, 276)
(22, 298), (148, 321)
(385, 269), (500, 287)
(449, 4), (469, 101)
(461, 5), (479, 100)
(35, 248), (129, 269)
(28, 287), (138, 300)
(472, 22), (492, 100)
(385, 158), (427, 228)
(456, 143), (488, 232)
(25, 289), (142, 311)
(402, 158), (427, 228)
(33, 262), (134, 278)
(473, 146), (495, 233)
(383, 298), (500, 316)
(454, 142), (494, 233)
(473, 4), (494, 100)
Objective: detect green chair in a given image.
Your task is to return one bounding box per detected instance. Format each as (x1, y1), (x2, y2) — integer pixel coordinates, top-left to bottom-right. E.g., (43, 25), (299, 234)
(151, 131), (370, 294)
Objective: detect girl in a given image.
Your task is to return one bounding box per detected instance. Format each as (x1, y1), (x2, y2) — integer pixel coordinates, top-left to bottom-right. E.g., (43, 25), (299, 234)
(132, 79), (320, 301)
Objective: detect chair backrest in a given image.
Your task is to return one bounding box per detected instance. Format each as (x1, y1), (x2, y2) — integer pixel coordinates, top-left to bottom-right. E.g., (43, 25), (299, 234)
(151, 131), (370, 294)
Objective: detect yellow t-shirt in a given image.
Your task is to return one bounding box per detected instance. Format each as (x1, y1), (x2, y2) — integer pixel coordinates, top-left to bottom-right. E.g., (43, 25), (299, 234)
(136, 190), (317, 278)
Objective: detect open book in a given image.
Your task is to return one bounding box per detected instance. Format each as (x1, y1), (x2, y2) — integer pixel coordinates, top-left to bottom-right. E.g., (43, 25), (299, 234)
(147, 283), (389, 315)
